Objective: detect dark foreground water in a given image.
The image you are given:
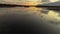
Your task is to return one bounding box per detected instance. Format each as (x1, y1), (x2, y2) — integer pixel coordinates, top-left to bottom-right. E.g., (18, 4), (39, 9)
(0, 7), (60, 34)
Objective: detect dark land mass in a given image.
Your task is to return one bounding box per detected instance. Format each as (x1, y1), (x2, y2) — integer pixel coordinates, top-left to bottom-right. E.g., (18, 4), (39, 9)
(37, 1), (60, 6)
(0, 4), (30, 8)
(0, 4), (60, 11)
(36, 1), (60, 11)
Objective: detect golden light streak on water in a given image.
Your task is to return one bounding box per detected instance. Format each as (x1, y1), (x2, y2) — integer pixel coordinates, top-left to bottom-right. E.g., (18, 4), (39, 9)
(23, 7), (41, 15)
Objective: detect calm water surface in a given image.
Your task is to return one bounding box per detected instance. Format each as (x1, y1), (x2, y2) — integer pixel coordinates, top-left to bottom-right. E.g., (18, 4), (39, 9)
(0, 7), (60, 34)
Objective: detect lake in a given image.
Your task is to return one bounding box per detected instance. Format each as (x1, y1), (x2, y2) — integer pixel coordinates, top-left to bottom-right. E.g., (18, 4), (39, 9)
(0, 7), (60, 34)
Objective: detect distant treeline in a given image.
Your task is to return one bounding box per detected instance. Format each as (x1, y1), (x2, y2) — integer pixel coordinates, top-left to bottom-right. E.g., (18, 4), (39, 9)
(0, 4), (60, 10)
(0, 4), (30, 8)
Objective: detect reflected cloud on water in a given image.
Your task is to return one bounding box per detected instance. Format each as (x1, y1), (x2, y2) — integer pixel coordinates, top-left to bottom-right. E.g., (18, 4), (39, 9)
(0, 7), (60, 34)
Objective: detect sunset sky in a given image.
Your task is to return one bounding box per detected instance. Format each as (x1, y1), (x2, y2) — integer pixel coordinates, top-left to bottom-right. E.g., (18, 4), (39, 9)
(0, 0), (60, 5)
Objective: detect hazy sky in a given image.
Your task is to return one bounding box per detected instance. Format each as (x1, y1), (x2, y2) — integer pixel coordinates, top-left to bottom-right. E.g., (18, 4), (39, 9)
(0, 0), (60, 5)
(0, 0), (38, 5)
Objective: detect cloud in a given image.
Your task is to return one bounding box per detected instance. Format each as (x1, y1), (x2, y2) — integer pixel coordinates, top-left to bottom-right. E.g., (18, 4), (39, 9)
(0, 0), (38, 5)
(0, 0), (24, 4)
